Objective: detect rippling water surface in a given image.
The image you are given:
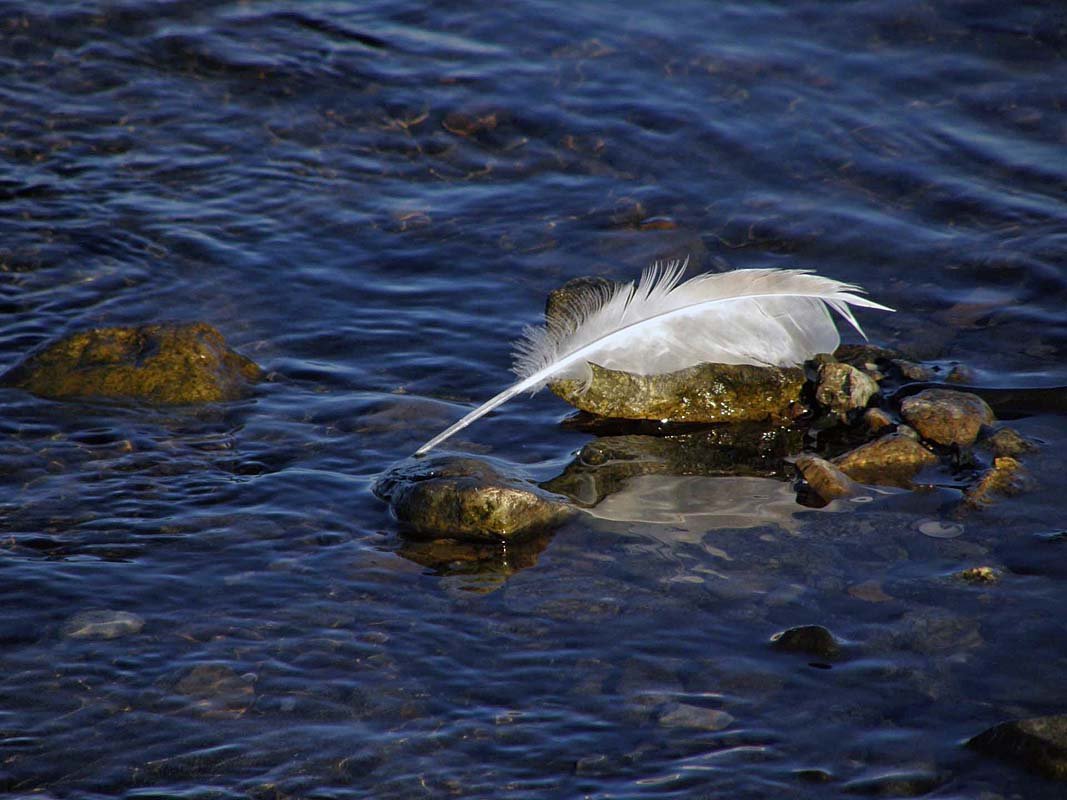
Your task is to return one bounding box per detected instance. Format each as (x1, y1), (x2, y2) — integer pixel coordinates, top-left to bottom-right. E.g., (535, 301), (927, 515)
(3, 1), (1067, 797)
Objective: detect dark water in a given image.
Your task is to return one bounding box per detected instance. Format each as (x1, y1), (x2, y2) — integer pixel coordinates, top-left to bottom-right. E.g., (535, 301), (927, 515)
(2, 1), (1067, 797)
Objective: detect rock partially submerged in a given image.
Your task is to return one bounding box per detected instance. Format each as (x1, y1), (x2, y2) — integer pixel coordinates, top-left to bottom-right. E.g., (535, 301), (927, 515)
(833, 433), (938, 488)
(968, 714), (1067, 780)
(770, 624), (842, 659)
(545, 276), (807, 424)
(961, 456), (1035, 511)
(2, 322), (260, 404)
(794, 454), (863, 503)
(814, 361), (879, 421)
(374, 456), (574, 541)
(900, 388), (994, 447)
(549, 361), (807, 424)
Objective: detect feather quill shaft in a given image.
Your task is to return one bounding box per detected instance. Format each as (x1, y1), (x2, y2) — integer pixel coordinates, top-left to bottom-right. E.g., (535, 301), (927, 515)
(415, 264), (892, 456)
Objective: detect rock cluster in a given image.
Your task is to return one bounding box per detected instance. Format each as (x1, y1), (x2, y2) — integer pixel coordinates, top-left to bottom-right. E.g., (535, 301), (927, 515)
(376, 277), (1039, 543)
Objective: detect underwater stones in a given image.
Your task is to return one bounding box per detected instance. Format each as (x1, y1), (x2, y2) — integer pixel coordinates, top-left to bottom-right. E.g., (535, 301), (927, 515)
(657, 703), (734, 731)
(900, 389), (994, 447)
(544, 275), (807, 423)
(814, 361), (879, 421)
(62, 609), (145, 639)
(2, 322), (260, 404)
(794, 455), (861, 503)
(374, 456), (573, 541)
(833, 433), (938, 488)
(968, 714), (1067, 780)
(548, 361), (807, 424)
(173, 663), (255, 717)
(543, 424), (802, 507)
(981, 427), (1038, 458)
(770, 624), (841, 659)
(961, 456), (1035, 510)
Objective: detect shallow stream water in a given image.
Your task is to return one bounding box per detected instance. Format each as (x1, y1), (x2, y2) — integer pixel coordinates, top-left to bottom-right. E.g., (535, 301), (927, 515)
(2, 1), (1067, 797)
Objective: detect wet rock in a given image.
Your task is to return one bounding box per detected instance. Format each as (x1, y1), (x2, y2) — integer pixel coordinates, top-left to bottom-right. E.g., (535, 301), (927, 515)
(968, 714), (1067, 780)
(2, 322), (260, 404)
(955, 566), (999, 583)
(543, 424), (803, 507)
(62, 609), (145, 639)
(658, 704), (734, 731)
(981, 427), (1038, 458)
(833, 433), (938, 488)
(549, 361), (807, 424)
(795, 454), (863, 503)
(545, 276), (807, 423)
(815, 362), (879, 420)
(842, 771), (943, 796)
(833, 343), (903, 372)
(863, 407), (894, 434)
(962, 456), (1035, 510)
(891, 359), (937, 382)
(173, 663), (255, 717)
(900, 389), (994, 447)
(374, 456), (573, 541)
(770, 624), (841, 659)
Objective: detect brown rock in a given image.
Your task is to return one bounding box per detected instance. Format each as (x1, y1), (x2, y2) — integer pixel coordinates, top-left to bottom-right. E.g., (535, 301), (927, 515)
(549, 361), (807, 424)
(900, 389), (995, 447)
(2, 322), (260, 404)
(968, 714), (1067, 780)
(833, 433), (938, 488)
(815, 361), (879, 420)
(794, 454), (862, 503)
(962, 456), (1035, 510)
(374, 456), (573, 541)
(770, 624), (841, 659)
(863, 407), (894, 434)
(981, 427), (1038, 458)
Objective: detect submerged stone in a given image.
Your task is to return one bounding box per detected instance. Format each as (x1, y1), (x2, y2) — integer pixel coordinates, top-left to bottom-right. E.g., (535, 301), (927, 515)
(62, 609), (145, 639)
(962, 456), (1035, 510)
(833, 433), (938, 488)
(542, 423), (802, 507)
(900, 389), (994, 447)
(770, 624), (841, 659)
(2, 322), (261, 404)
(968, 714), (1067, 780)
(981, 427), (1038, 458)
(374, 456), (573, 541)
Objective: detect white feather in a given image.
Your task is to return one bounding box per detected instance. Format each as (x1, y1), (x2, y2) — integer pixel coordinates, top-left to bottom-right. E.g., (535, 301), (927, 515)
(414, 262), (893, 455)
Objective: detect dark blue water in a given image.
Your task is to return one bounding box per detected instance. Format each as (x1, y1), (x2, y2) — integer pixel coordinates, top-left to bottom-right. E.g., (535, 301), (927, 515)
(2, 1), (1067, 797)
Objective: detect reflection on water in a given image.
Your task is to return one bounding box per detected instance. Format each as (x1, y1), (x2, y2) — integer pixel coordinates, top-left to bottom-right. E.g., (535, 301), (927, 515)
(2, 0), (1067, 797)
(584, 474), (805, 531)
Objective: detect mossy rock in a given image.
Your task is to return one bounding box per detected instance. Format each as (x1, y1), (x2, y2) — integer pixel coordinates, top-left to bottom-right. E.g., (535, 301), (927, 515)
(1, 322), (261, 404)
(374, 456), (574, 541)
(548, 361), (807, 424)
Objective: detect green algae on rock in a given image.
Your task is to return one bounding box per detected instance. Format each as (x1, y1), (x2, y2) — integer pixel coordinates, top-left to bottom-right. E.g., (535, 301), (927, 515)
(2, 322), (261, 404)
(374, 456), (574, 541)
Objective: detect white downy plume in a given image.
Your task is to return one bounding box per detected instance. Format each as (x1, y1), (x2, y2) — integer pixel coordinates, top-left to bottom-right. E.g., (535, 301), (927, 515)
(415, 261), (893, 455)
